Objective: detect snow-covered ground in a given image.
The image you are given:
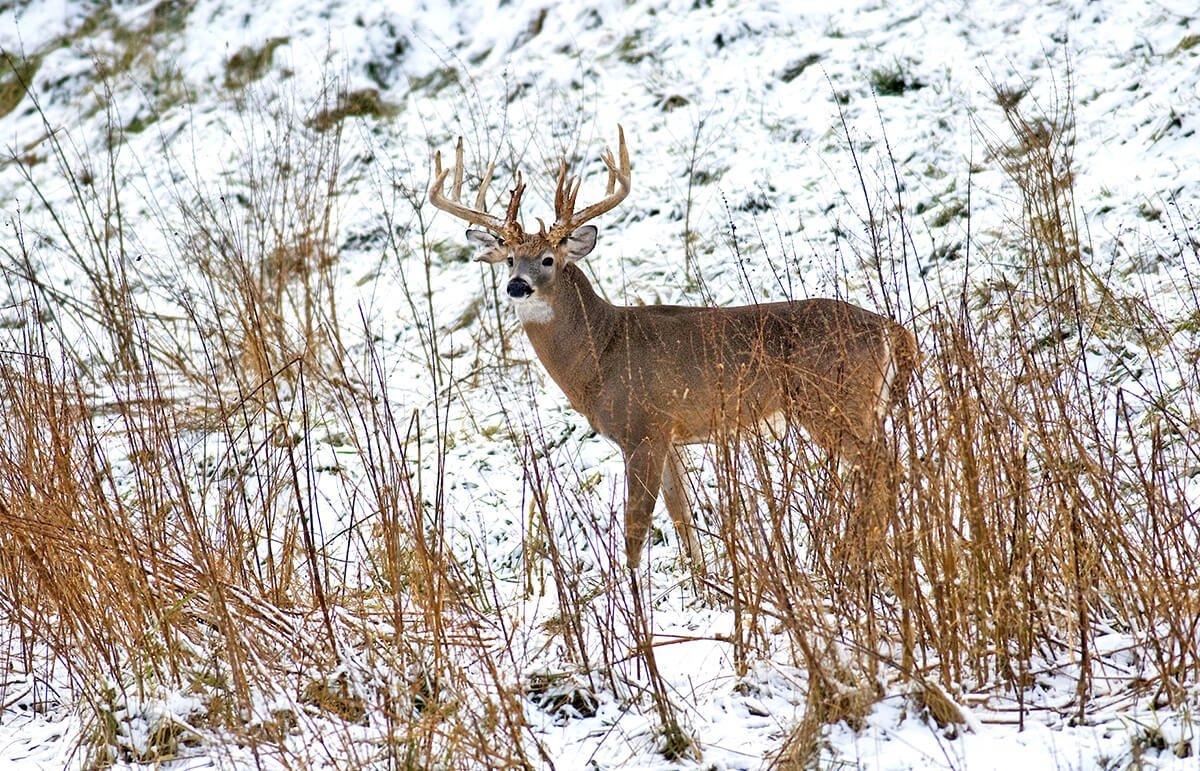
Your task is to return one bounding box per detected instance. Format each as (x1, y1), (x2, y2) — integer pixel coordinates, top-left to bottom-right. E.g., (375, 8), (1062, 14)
(2, 0), (1199, 768)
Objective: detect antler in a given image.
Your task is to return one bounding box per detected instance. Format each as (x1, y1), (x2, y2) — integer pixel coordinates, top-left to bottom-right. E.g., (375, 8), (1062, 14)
(544, 125), (631, 244)
(429, 138), (527, 244)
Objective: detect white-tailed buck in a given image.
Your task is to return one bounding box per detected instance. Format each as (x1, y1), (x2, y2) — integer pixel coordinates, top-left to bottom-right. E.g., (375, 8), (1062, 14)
(430, 128), (917, 571)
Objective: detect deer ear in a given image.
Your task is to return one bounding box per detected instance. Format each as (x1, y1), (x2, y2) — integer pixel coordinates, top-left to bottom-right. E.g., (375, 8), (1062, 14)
(565, 225), (597, 262)
(466, 229), (506, 263)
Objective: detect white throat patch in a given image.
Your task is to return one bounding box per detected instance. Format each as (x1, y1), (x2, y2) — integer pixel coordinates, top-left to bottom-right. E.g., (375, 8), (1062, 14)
(513, 296), (554, 325)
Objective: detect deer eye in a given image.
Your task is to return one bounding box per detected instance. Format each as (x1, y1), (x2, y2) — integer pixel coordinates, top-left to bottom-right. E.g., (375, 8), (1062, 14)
(506, 257), (514, 267)
(541, 256), (554, 267)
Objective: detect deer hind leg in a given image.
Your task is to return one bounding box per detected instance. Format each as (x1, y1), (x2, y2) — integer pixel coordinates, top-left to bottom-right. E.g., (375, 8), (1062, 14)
(803, 344), (899, 473)
(852, 327), (910, 474)
(873, 328), (903, 424)
(661, 446), (706, 575)
(623, 439), (667, 570)
(796, 404), (874, 473)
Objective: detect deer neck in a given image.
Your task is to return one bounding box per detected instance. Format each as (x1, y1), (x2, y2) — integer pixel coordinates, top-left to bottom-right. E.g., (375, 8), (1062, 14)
(518, 264), (615, 414)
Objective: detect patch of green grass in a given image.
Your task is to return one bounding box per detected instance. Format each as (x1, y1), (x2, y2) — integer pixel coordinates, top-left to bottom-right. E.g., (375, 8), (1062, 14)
(140, 718), (199, 763)
(43, 0), (196, 127)
(309, 88), (398, 132)
(467, 46), (491, 66)
(660, 720), (696, 762)
(7, 0), (192, 119)
(92, 0), (194, 81)
(1149, 109), (1183, 142)
(657, 94), (689, 112)
(125, 112), (158, 133)
(408, 66), (458, 97)
(510, 7), (547, 51)
(223, 37), (288, 90)
(869, 61), (926, 96)
(1175, 33), (1200, 53)
(931, 200), (966, 227)
(429, 239), (471, 265)
(526, 671), (599, 719)
(781, 54), (821, 83)
(922, 163), (949, 179)
(1176, 310), (1200, 335)
(0, 53), (42, 119)
(615, 31), (649, 64)
(930, 240), (963, 263)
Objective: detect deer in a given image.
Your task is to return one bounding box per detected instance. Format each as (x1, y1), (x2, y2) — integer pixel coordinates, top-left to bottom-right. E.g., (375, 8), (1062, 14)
(429, 127), (917, 574)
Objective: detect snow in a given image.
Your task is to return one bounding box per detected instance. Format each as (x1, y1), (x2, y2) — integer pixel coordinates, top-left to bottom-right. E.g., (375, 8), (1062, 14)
(2, 0), (1199, 768)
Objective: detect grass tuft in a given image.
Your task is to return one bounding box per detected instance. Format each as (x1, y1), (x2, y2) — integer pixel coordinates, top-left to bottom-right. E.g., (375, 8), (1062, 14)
(0, 52), (41, 119)
(309, 87), (398, 132)
(869, 60), (925, 96)
(224, 37), (289, 90)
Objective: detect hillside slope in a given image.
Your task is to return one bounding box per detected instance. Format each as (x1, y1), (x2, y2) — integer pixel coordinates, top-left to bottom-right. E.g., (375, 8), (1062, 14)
(1, 0), (1199, 768)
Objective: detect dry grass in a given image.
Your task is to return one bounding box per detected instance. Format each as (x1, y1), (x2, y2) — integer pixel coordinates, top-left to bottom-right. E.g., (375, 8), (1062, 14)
(695, 76), (1200, 758)
(0, 82), (538, 767)
(0, 65), (1197, 769)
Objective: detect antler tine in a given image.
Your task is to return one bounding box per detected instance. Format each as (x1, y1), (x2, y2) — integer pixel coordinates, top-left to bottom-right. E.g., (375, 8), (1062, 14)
(568, 175), (582, 215)
(618, 124), (629, 174)
(604, 152), (617, 196)
(554, 161), (570, 221)
(452, 138), (465, 202)
(504, 170), (526, 230)
(474, 160), (495, 212)
(602, 125), (629, 196)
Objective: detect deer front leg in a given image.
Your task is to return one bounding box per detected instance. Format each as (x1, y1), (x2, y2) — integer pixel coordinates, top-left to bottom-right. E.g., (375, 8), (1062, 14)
(623, 438), (666, 570)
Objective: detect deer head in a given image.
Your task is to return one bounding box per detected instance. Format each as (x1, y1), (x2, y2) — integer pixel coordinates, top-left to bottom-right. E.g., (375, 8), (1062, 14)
(429, 127), (631, 322)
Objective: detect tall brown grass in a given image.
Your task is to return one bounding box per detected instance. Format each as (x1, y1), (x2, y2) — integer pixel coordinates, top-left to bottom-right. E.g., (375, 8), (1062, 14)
(0, 66), (1196, 769)
(0, 82), (541, 767)
(693, 82), (1199, 764)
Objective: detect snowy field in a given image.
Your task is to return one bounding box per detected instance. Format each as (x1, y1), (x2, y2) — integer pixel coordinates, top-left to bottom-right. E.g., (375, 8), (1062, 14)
(1, 0), (1199, 768)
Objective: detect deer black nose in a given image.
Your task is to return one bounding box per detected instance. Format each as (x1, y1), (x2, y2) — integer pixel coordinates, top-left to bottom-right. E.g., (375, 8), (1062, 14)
(506, 277), (533, 298)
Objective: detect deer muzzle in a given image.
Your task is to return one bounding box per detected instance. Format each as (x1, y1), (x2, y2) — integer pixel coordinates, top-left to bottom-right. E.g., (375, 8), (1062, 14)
(506, 277), (534, 299)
